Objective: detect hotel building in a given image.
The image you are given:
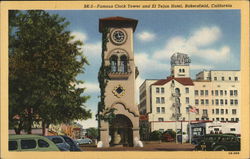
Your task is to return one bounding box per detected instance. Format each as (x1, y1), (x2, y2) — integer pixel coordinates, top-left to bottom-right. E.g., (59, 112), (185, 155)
(139, 53), (240, 137)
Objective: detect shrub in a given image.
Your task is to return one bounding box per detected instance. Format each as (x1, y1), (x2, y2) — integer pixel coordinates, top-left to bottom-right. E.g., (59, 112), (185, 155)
(149, 130), (163, 141)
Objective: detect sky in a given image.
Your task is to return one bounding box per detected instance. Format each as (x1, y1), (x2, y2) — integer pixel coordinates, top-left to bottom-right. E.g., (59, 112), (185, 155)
(47, 10), (240, 129)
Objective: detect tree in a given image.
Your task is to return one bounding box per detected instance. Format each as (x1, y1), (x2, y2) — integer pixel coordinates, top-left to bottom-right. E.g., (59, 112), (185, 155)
(86, 127), (98, 139)
(9, 10), (91, 134)
(149, 130), (163, 141)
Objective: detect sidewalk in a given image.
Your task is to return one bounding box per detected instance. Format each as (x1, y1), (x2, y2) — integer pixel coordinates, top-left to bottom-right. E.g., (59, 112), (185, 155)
(81, 142), (195, 151)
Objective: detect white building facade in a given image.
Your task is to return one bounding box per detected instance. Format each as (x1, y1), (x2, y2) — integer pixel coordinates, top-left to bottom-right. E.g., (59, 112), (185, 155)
(139, 53), (240, 137)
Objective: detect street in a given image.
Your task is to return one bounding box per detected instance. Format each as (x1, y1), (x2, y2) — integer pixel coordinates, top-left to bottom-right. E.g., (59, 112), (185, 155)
(80, 141), (195, 151)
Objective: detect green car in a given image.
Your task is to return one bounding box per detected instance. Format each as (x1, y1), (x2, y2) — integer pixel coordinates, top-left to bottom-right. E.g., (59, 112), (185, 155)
(9, 134), (60, 151)
(195, 134), (240, 151)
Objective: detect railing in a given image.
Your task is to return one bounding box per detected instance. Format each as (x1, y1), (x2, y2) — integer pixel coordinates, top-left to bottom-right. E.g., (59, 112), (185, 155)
(172, 92), (181, 97)
(108, 65), (132, 79)
(172, 103), (181, 108)
(202, 113), (208, 119)
(172, 113), (182, 120)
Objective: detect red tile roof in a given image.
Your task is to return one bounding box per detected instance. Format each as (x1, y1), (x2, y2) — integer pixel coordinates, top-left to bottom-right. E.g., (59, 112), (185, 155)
(99, 16), (138, 32)
(152, 76), (194, 86)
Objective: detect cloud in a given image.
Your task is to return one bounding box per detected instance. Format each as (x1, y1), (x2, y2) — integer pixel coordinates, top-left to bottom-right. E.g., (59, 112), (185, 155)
(136, 31), (156, 42)
(188, 26), (221, 46)
(152, 26), (230, 62)
(76, 118), (98, 129)
(71, 31), (88, 42)
(190, 64), (214, 70)
(135, 53), (169, 74)
(76, 82), (100, 94)
(83, 42), (102, 57)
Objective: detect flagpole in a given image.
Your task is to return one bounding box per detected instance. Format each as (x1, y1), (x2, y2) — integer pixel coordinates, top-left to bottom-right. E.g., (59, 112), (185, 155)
(189, 110), (191, 144)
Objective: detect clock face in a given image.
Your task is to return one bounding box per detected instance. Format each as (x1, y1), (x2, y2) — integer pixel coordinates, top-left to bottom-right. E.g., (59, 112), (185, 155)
(111, 29), (127, 45)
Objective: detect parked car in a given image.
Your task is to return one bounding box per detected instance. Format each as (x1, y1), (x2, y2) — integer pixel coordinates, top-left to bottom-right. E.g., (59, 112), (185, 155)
(76, 138), (92, 145)
(60, 135), (81, 151)
(195, 134), (240, 151)
(191, 136), (204, 145)
(9, 135), (60, 151)
(161, 133), (175, 142)
(45, 136), (70, 151)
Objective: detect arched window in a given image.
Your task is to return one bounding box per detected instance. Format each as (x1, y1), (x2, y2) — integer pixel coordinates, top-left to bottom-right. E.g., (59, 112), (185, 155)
(110, 55), (118, 72)
(179, 69), (182, 73)
(182, 69), (185, 73)
(120, 55), (128, 73)
(175, 88), (180, 96)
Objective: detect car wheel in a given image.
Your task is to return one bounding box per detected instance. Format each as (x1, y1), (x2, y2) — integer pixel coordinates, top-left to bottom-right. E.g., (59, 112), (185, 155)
(213, 145), (227, 151)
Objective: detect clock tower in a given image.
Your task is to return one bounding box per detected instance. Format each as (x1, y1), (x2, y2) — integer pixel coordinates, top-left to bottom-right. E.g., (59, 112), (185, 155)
(98, 17), (140, 147)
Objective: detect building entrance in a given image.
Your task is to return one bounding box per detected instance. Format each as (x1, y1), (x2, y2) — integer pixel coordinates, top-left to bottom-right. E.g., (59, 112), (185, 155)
(109, 114), (133, 147)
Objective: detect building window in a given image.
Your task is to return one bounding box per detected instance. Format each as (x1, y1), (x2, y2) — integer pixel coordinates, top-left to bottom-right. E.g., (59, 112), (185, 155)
(202, 109), (208, 115)
(201, 99), (204, 105)
(185, 88), (189, 94)
(230, 99), (234, 105)
(216, 109), (219, 114)
(229, 77), (231, 80)
(224, 90), (227, 96)
(186, 97), (189, 104)
(156, 97), (160, 104)
(205, 90), (208, 96)
(226, 118), (228, 121)
(231, 118), (234, 122)
(230, 90), (233, 96)
(232, 109), (237, 115)
(156, 88), (160, 93)
(215, 90), (218, 96)
(220, 99), (224, 105)
(221, 118), (224, 121)
(195, 90), (199, 96)
(230, 128), (236, 131)
(158, 118), (164, 122)
(214, 77), (217, 81)
(235, 77), (238, 81)
(212, 100), (214, 105)
(215, 99), (219, 105)
(196, 109), (199, 114)
(161, 107), (165, 113)
(110, 55), (118, 72)
(156, 107), (160, 113)
(235, 100), (238, 105)
(120, 55), (128, 72)
(195, 99), (199, 105)
(161, 88), (165, 94)
(161, 97), (165, 104)
(225, 99), (228, 105)
(221, 109), (224, 114)
(212, 109), (214, 114)
(220, 90), (223, 96)
(226, 109), (228, 114)
(236, 118), (239, 122)
(222, 77), (224, 81)
(200, 90), (204, 96)
(205, 99), (209, 105)
(211, 90), (214, 96)
(216, 118), (220, 121)
(234, 90), (238, 96)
